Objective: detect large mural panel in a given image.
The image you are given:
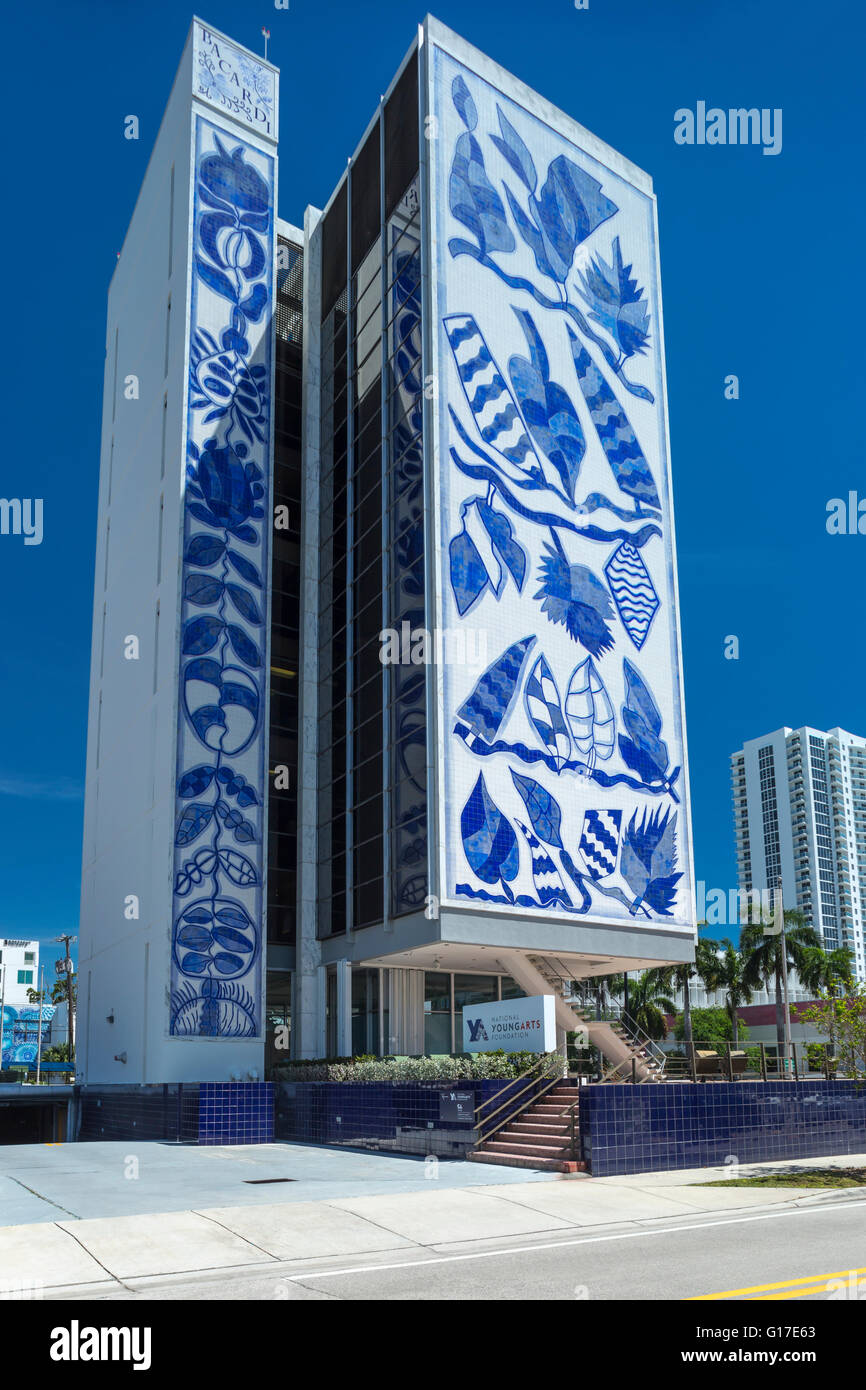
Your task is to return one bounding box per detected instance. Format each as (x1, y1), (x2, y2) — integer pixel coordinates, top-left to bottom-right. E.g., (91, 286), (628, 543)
(170, 114), (275, 1036)
(430, 49), (693, 931)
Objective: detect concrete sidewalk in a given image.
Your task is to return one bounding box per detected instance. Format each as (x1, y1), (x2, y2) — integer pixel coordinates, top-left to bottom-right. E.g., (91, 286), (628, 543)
(1, 1152), (863, 1299)
(0, 1140), (556, 1227)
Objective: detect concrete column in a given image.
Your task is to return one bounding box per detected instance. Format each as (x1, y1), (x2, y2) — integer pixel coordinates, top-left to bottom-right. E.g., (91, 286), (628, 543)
(315, 965), (327, 1059)
(293, 205), (324, 1058)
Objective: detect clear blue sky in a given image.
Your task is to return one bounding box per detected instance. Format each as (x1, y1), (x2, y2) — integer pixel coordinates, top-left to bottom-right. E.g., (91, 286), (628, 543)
(1, 0), (863, 973)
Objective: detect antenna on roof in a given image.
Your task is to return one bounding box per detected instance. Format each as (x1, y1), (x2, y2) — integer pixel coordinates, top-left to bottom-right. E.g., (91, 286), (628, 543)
(261, 26), (271, 61)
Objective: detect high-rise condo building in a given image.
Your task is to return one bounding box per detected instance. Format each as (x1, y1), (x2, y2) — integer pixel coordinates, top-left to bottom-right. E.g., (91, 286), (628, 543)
(731, 727), (866, 981)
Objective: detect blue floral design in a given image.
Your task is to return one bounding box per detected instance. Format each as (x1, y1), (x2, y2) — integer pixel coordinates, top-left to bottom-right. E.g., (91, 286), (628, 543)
(170, 119), (274, 1038)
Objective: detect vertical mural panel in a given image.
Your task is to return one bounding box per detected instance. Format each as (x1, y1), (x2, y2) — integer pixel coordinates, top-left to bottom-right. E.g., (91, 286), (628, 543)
(429, 48), (693, 932)
(387, 179), (428, 916)
(170, 114), (275, 1036)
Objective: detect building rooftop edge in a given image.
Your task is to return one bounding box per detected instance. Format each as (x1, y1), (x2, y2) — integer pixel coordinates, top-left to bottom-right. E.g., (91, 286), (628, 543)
(423, 12), (654, 195)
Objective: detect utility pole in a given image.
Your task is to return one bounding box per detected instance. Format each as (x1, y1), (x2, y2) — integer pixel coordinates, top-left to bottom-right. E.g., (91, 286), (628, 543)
(35, 964), (45, 1084)
(777, 877), (794, 1079)
(53, 935), (77, 1066)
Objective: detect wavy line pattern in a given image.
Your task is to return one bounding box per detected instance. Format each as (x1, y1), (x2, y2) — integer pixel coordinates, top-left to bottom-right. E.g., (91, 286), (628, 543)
(604, 541), (659, 649)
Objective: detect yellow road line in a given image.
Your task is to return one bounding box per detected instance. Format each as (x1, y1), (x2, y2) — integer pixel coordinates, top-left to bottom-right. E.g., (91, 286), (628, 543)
(689, 1266), (866, 1300)
(748, 1284), (838, 1300)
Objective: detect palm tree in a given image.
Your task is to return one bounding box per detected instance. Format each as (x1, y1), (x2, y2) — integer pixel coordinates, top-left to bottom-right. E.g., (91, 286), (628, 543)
(798, 946), (854, 998)
(706, 939), (752, 1047)
(654, 932), (720, 1047)
(579, 973), (623, 1020)
(624, 971), (675, 1041)
(741, 909), (821, 1051)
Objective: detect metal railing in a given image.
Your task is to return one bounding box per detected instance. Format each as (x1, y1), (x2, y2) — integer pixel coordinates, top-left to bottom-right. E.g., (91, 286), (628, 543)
(473, 1048), (565, 1148)
(571, 1002), (667, 1081)
(613, 1008), (668, 1077)
(559, 1096), (581, 1161)
(647, 1041), (843, 1083)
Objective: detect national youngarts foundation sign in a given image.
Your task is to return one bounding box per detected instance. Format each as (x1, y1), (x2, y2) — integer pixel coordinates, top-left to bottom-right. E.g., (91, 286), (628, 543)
(461, 995), (557, 1054)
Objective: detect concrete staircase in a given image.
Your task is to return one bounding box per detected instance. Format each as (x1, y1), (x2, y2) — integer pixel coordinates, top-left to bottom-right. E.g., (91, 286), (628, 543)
(501, 951), (666, 1083)
(469, 1084), (585, 1173)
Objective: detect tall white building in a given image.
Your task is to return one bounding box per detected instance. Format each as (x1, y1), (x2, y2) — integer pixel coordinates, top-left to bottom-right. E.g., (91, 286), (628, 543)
(79, 16), (696, 1083)
(731, 727), (866, 981)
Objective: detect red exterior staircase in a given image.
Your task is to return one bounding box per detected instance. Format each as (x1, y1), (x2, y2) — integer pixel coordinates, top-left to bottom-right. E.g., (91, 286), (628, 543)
(468, 1084), (586, 1173)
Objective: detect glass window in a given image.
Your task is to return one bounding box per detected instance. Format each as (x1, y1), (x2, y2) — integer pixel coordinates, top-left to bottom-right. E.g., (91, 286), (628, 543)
(351, 968), (380, 1056)
(17, 971), (33, 985)
(500, 976), (526, 1001)
(424, 972), (451, 1054)
(265, 971), (292, 1074)
(453, 974), (497, 1015)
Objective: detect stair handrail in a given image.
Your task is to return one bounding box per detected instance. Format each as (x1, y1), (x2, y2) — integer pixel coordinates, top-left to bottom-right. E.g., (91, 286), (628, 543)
(473, 1048), (564, 1147)
(573, 1001), (667, 1079)
(617, 1009), (668, 1077)
(558, 1098), (581, 1161)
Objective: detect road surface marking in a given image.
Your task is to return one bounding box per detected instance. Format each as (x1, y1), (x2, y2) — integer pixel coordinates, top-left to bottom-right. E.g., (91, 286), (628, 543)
(279, 1199), (866, 1283)
(691, 1265), (866, 1300)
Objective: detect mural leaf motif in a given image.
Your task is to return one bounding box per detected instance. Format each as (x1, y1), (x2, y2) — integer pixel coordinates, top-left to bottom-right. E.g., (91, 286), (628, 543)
(510, 770), (564, 848)
(620, 807), (681, 916)
(456, 636), (536, 742)
(184, 573), (224, 606)
(565, 657), (615, 763)
(226, 583), (262, 624)
(507, 307), (585, 502)
(535, 544), (615, 655)
(618, 656), (670, 786)
(449, 526), (490, 616)
(226, 624), (261, 668)
(175, 802), (215, 847)
(577, 236), (651, 360)
(178, 764), (216, 798)
(578, 809), (623, 881)
(517, 821), (572, 907)
(185, 535), (225, 566)
(524, 653), (571, 770)
(183, 615), (224, 655)
(490, 105), (537, 192)
(449, 77), (515, 256)
(567, 326), (660, 512)
(604, 541), (659, 650)
(475, 500), (526, 592)
(518, 155), (617, 285)
(226, 549), (263, 587)
(460, 772), (520, 899)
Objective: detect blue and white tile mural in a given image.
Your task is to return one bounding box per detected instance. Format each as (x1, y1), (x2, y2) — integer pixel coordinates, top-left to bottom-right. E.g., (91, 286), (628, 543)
(170, 115), (275, 1036)
(1, 1005), (56, 1068)
(430, 52), (693, 930)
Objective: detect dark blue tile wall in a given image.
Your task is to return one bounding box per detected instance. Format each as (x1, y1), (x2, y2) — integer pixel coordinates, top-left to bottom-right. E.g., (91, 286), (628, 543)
(580, 1081), (866, 1176)
(274, 1077), (527, 1156)
(198, 1082), (274, 1145)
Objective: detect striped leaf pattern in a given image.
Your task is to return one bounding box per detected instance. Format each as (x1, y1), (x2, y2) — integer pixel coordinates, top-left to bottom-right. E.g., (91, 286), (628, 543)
(444, 312), (538, 470)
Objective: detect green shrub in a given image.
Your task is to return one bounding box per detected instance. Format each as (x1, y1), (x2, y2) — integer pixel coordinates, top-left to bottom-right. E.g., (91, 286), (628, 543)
(270, 1050), (544, 1083)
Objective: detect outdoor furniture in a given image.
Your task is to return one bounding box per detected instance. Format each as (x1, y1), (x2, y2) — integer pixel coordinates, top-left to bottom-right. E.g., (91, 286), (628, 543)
(730, 1051), (747, 1075)
(695, 1050), (721, 1077)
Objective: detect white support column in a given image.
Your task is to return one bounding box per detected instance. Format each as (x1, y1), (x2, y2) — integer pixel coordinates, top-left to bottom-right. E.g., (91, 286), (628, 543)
(335, 960), (353, 1056)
